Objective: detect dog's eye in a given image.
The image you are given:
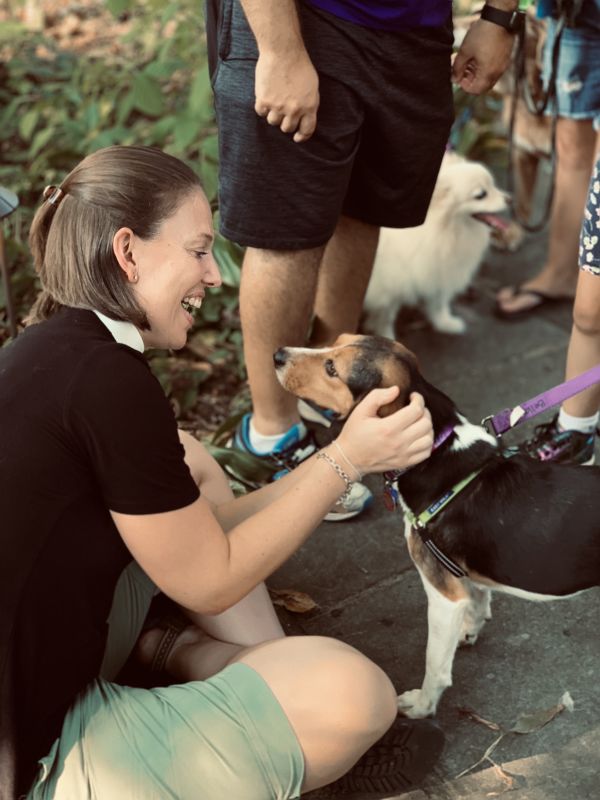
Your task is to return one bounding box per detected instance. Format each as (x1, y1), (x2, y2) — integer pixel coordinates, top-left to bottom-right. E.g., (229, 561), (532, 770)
(474, 188), (488, 200)
(324, 359), (338, 378)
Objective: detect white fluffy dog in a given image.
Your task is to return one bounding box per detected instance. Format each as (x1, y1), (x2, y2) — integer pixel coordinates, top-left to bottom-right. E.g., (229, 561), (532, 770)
(363, 154), (508, 336)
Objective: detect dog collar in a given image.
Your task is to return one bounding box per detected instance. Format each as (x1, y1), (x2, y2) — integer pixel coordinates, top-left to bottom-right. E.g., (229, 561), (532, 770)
(402, 469), (481, 531)
(383, 424), (455, 510)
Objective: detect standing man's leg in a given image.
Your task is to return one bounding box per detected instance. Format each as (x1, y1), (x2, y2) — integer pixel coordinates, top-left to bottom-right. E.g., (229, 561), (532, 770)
(240, 246), (323, 435)
(311, 215), (380, 346)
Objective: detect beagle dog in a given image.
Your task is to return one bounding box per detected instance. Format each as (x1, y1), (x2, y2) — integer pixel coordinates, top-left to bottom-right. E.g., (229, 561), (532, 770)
(274, 334), (600, 718)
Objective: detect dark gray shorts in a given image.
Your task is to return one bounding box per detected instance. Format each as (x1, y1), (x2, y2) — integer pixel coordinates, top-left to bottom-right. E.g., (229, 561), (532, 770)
(210, 0), (455, 250)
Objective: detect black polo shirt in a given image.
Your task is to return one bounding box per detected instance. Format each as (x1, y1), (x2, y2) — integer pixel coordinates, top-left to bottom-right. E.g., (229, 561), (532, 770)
(0, 307), (200, 797)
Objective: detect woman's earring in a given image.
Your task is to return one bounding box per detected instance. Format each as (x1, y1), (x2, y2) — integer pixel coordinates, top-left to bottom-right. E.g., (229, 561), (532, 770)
(131, 270), (139, 284)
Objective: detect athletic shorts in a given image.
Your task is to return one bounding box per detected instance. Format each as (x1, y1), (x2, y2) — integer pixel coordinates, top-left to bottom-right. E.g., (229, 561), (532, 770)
(27, 664), (305, 800)
(580, 156), (600, 274)
(210, 0), (454, 250)
(542, 5), (600, 129)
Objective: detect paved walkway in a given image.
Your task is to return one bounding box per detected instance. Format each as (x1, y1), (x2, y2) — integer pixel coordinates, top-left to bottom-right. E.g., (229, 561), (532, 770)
(272, 229), (600, 800)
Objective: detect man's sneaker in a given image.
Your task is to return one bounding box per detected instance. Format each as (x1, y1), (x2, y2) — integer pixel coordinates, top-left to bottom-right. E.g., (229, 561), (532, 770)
(230, 413), (373, 521)
(522, 414), (596, 465)
(231, 413), (318, 480)
(323, 717), (445, 797)
(298, 398), (339, 428)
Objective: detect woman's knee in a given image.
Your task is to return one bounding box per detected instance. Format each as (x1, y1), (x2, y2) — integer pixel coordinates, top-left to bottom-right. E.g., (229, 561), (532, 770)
(242, 635), (397, 735)
(238, 636), (397, 791)
(308, 637), (397, 733)
(573, 298), (600, 336)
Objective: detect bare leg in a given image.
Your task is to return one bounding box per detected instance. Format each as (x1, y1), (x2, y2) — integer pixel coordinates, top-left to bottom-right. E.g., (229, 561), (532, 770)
(240, 246), (323, 435)
(312, 215), (380, 345)
(162, 633), (397, 793)
(497, 118), (597, 312)
(563, 269), (600, 417)
(177, 430), (286, 645)
(514, 148), (541, 223)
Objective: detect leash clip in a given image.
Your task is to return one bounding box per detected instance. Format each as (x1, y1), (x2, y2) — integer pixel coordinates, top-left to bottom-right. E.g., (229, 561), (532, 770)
(481, 414), (500, 438)
(382, 472), (401, 511)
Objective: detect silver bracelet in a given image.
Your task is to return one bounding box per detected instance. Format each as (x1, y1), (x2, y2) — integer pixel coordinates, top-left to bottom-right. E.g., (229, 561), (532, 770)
(316, 449), (354, 502)
(331, 439), (363, 481)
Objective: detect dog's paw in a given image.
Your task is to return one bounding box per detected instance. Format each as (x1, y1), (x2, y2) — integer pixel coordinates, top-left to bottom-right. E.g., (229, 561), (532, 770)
(397, 689), (437, 718)
(431, 315), (467, 335)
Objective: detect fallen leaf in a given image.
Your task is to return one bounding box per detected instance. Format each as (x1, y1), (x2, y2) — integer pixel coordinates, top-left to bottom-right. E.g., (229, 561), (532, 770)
(269, 588), (319, 614)
(510, 700), (566, 734)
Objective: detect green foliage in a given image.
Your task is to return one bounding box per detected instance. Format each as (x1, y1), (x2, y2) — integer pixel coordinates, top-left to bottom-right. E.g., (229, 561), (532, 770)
(450, 87), (508, 168)
(0, 0), (245, 424)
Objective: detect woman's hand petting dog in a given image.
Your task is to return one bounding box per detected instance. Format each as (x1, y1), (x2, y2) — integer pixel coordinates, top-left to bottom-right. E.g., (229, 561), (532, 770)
(337, 389), (433, 476)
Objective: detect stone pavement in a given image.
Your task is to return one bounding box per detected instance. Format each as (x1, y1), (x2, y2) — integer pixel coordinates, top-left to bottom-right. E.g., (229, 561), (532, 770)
(270, 229), (600, 800)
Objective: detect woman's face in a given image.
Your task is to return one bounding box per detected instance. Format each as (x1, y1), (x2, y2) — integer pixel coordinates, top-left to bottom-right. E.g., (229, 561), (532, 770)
(129, 189), (222, 350)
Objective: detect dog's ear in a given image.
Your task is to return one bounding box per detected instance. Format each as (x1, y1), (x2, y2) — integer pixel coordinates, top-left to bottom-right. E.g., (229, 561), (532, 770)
(389, 340), (419, 370)
(377, 342), (419, 418)
(331, 333), (363, 347)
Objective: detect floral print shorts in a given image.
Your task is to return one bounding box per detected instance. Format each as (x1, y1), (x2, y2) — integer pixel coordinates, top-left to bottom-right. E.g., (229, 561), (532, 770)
(580, 156), (600, 276)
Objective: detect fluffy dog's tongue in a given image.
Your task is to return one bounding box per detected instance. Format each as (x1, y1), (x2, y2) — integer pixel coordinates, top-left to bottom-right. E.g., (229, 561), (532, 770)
(472, 212), (509, 231)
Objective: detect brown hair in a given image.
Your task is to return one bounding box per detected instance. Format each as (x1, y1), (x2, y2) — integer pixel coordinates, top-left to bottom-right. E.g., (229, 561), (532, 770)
(27, 145), (203, 328)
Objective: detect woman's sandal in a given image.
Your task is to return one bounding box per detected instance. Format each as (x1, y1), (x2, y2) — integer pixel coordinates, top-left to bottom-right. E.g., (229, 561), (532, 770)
(323, 716), (445, 796)
(137, 593), (191, 676)
(147, 614), (189, 673)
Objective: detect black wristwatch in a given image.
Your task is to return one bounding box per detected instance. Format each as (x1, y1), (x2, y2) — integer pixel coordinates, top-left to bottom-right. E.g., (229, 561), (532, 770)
(480, 4), (525, 33)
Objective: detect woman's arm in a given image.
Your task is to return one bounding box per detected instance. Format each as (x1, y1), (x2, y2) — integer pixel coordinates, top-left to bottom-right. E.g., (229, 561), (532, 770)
(181, 393), (432, 530)
(112, 389), (432, 616)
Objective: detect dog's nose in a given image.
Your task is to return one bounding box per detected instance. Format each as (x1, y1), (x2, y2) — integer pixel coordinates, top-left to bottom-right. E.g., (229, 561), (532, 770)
(273, 348), (288, 368)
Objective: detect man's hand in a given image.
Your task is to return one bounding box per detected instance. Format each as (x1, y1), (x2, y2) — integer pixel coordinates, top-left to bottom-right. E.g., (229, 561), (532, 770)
(254, 50), (320, 142)
(452, 19), (515, 94)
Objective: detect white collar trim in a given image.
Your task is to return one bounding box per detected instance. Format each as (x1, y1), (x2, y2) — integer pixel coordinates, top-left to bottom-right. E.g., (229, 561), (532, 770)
(93, 310), (145, 353)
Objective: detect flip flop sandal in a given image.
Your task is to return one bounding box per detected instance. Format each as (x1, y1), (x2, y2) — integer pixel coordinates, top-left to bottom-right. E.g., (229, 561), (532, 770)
(140, 595), (189, 674)
(322, 717), (445, 796)
(494, 285), (573, 320)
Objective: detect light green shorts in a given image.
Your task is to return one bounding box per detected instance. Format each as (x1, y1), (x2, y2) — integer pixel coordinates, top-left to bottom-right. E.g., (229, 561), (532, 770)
(28, 663), (305, 800)
(100, 559), (158, 680)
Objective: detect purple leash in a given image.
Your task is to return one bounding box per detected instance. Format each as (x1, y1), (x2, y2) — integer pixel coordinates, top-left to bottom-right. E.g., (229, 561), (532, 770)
(482, 364), (600, 437)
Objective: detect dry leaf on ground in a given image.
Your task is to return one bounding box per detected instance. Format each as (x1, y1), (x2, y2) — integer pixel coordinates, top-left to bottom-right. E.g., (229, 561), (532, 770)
(269, 588), (319, 613)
